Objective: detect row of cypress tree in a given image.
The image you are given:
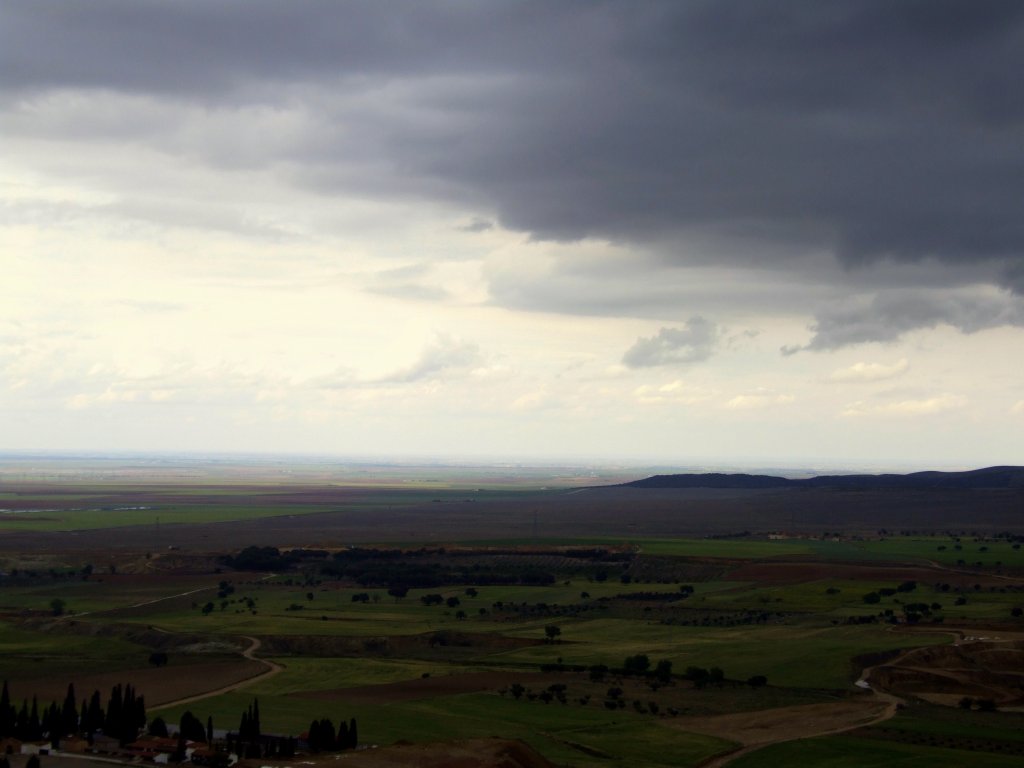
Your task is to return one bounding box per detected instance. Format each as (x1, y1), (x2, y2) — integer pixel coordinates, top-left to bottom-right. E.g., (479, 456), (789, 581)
(307, 717), (357, 752)
(0, 681), (145, 746)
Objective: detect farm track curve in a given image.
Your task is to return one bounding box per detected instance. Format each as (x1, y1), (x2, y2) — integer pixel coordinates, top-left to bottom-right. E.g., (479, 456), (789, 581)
(150, 636), (283, 711)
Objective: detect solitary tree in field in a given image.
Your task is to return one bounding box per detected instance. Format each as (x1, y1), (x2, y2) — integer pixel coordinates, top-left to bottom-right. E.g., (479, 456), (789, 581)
(544, 625), (561, 643)
(50, 598), (66, 616)
(387, 586), (409, 602)
(623, 654), (650, 675)
(654, 659), (672, 682)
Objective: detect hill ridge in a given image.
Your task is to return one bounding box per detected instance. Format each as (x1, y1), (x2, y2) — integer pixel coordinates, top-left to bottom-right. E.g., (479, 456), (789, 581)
(622, 465), (1024, 490)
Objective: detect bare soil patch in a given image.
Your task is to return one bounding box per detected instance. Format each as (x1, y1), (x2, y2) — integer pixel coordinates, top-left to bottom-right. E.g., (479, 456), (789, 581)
(239, 738), (554, 768)
(674, 699), (888, 746)
(867, 639), (1024, 705)
(7, 659), (265, 707)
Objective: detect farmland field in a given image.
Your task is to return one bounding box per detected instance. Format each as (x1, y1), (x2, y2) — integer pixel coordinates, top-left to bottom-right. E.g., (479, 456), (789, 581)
(0, 467), (1022, 766)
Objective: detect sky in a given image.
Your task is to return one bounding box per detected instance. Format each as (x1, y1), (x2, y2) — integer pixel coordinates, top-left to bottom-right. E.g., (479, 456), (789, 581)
(2, 1), (1023, 468)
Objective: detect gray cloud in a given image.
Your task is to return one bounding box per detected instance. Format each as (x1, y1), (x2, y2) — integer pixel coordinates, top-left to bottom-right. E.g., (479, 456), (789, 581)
(622, 317), (719, 368)
(4, 1), (1024, 307)
(784, 288), (1024, 353)
(458, 217), (495, 233)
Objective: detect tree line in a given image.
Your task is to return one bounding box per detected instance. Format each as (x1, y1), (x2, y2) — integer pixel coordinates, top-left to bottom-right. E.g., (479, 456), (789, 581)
(0, 681), (146, 747)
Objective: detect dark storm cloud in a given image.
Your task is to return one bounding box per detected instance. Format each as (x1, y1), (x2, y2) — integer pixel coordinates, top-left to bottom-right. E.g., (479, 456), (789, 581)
(784, 288), (1024, 354)
(4, 1), (1024, 338)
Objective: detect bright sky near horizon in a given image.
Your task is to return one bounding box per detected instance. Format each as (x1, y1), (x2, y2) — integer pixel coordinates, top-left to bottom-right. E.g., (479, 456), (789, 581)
(2, 2), (1023, 467)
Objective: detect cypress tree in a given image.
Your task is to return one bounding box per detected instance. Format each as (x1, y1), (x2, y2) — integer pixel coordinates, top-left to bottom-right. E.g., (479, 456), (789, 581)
(29, 697), (41, 740)
(321, 719), (334, 752)
(62, 684), (77, 736)
(336, 721), (347, 751)
(0, 681), (11, 738)
(44, 703), (60, 749)
(134, 693), (146, 735)
(86, 691), (103, 735)
(348, 718), (357, 750)
(106, 685), (122, 734)
(206, 716), (213, 745)
(307, 720), (320, 752)
(16, 700), (29, 740)
(252, 699), (260, 740)
(120, 685), (135, 742)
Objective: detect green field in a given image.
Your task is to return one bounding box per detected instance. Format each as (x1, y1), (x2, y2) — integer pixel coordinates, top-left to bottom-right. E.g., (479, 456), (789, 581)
(731, 734), (1022, 767)
(159, 690), (735, 767)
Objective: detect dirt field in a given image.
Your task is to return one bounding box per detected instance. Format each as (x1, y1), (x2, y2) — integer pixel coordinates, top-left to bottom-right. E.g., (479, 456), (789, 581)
(238, 738), (554, 768)
(671, 699), (890, 746)
(2, 483), (1022, 554)
(6, 658), (266, 707)
(867, 639), (1024, 705)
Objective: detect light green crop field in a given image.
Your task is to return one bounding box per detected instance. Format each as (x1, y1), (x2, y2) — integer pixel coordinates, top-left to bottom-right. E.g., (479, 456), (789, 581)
(730, 734), (1019, 767)
(248, 658), (459, 694)
(461, 534), (1024, 567)
(495, 620), (949, 689)
(693, 578), (1024, 620)
(0, 575), (217, 615)
(695, 579), (903, 614)
(870, 703), (1024, 744)
(0, 620), (153, 682)
(810, 536), (1024, 568)
(160, 691), (736, 767)
(97, 579), (727, 637)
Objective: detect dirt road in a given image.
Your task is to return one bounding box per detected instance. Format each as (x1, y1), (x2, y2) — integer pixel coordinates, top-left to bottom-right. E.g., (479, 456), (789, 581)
(150, 636), (283, 711)
(689, 642), (921, 767)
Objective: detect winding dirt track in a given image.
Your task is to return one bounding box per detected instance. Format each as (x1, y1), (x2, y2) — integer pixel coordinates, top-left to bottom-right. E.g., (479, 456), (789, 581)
(690, 641), (926, 768)
(150, 636), (283, 711)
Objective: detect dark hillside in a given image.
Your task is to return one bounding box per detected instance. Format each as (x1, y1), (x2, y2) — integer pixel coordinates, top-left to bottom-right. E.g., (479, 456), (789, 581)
(623, 466), (1024, 491)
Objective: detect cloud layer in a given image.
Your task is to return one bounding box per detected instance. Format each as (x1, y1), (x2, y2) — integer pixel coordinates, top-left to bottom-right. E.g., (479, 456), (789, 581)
(4, 2), (1023, 291)
(2, 2), (1024, 464)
